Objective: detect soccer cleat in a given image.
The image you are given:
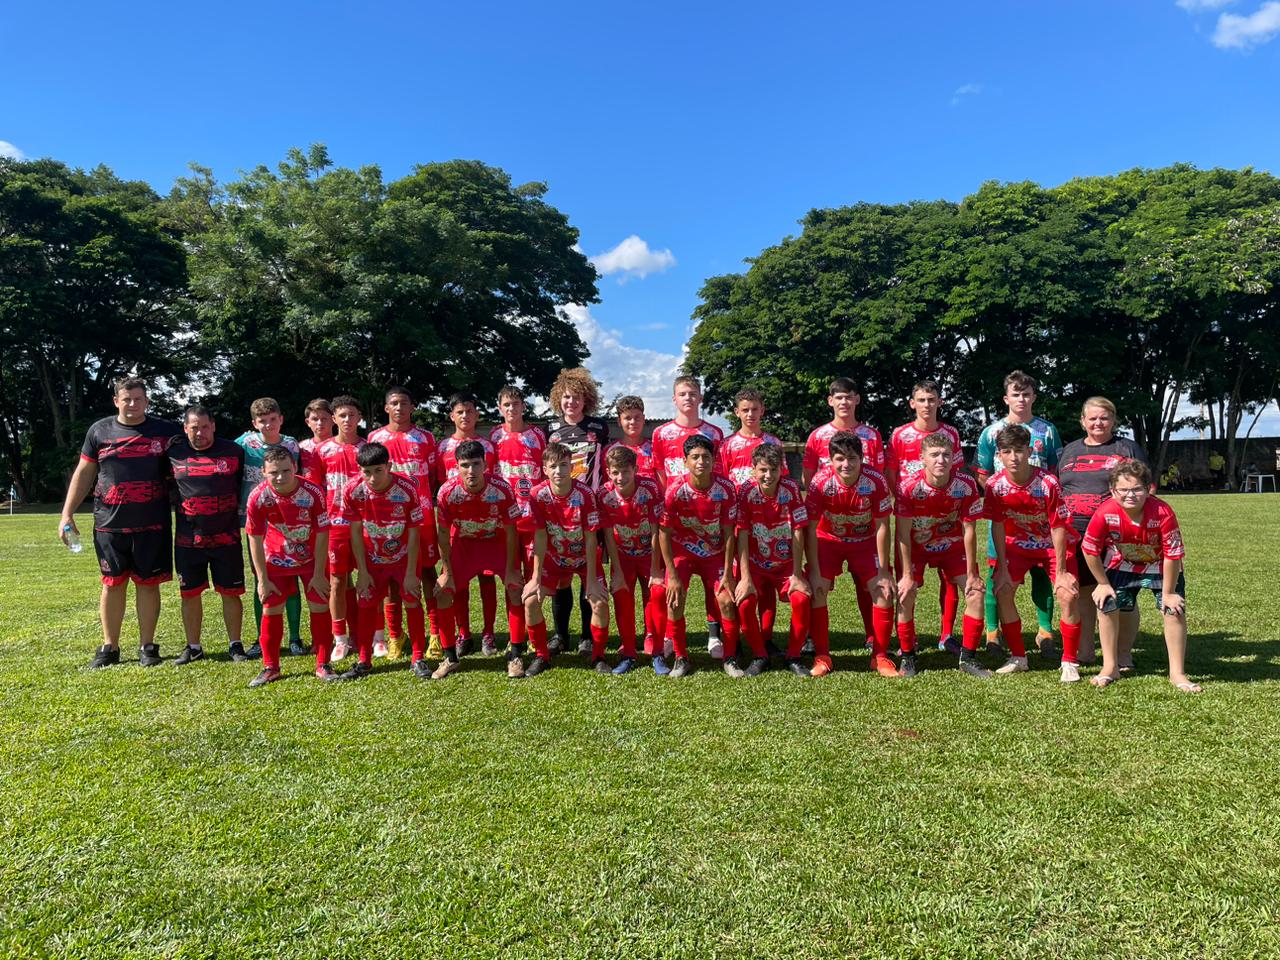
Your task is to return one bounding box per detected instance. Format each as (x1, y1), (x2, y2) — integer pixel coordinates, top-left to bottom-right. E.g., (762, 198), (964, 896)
(507, 657), (526, 679)
(339, 661), (373, 681)
(411, 658), (433, 679)
(174, 645), (204, 666)
(707, 619), (722, 643)
(612, 657), (636, 675)
(456, 634), (474, 657)
(525, 655), (550, 677)
(373, 639), (389, 659)
(315, 664), (340, 682)
(289, 638), (309, 657)
(809, 655), (833, 678)
(764, 638), (784, 661)
(89, 645), (120, 669)
(984, 630), (1004, 656)
(871, 654), (899, 678)
(959, 655), (994, 679)
(1060, 661), (1081, 683)
(481, 633), (499, 657)
(593, 658), (611, 675)
(663, 637), (674, 659)
(548, 634), (565, 656)
(801, 637), (816, 655)
(899, 654), (918, 678)
(866, 637), (876, 650)
(745, 657), (769, 677)
(652, 656), (671, 676)
(331, 638), (350, 661)
(244, 640), (263, 660)
(1035, 630), (1058, 659)
(139, 643), (162, 667)
(249, 667), (282, 687)
(228, 641), (250, 662)
(668, 656), (690, 679)
(722, 659), (746, 678)
(708, 638), (725, 661)
(785, 658), (810, 677)
(940, 636), (964, 656)
(427, 634), (443, 660)
(996, 655), (1029, 675)
(386, 634), (404, 660)
(430, 658), (460, 680)
(578, 636), (593, 657)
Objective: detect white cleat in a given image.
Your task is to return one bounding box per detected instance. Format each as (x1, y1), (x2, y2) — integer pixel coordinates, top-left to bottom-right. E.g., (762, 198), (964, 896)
(331, 637), (350, 661)
(996, 655), (1029, 675)
(1060, 661), (1081, 683)
(708, 638), (725, 661)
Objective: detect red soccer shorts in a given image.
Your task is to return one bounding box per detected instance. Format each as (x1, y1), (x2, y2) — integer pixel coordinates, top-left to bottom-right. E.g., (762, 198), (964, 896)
(327, 531), (355, 577)
(816, 538), (880, 586)
(612, 550), (657, 588)
(356, 562), (413, 608)
(909, 546), (968, 587)
(672, 552), (726, 591)
(264, 564), (327, 608)
(419, 516), (441, 569)
(1005, 548), (1078, 586)
(449, 535), (506, 590)
(541, 551), (606, 593)
(748, 563), (799, 599)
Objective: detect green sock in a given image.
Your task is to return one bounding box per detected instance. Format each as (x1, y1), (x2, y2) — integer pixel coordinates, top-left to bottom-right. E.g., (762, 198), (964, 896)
(252, 584), (263, 641)
(984, 575), (999, 634)
(1030, 566), (1055, 633)
(285, 592), (302, 642)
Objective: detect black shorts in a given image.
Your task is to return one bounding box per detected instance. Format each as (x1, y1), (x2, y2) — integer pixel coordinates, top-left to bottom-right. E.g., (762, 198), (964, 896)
(1071, 538), (1098, 588)
(175, 542), (246, 597)
(93, 528), (173, 587)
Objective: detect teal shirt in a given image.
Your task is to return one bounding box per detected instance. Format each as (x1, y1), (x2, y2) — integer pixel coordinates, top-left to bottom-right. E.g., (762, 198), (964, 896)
(976, 415), (1062, 476)
(234, 431), (300, 523)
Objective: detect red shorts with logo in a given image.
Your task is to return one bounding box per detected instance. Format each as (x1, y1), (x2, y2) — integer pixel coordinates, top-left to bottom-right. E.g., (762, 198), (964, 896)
(909, 547), (967, 587)
(450, 536), (506, 589)
(419, 516), (440, 570)
(542, 550), (606, 592)
(1006, 548), (1077, 586)
(327, 531), (355, 577)
(816, 538), (880, 586)
(672, 552), (726, 591)
(264, 564), (327, 608)
(357, 562), (413, 608)
(747, 563), (798, 598)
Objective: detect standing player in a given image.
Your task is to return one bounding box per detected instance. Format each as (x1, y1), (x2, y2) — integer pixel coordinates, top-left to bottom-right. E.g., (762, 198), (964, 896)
(733, 444), (811, 677)
(245, 446), (334, 684)
(1082, 460), (1200, 692)
(717, 388), (787, 489)
(340, 443), (425, 680)
(659, 435), (740, 678)
(802, 378), (885, 483)
(894, 433), (988, 677)
(974, 371), (1063, 656)
(598, 445), (666, 674)
(523, 443), (610, 675)
(236, 398), (305, 658)
(804, 433), (898, 676)
(59, 378), (181, 668)
(983, 425), (1083, 681)
(299, 398), (335, 473)
(167, 406), (247, 665)
(306, 395), (366, 661)
(433, 440), (523, 679)
(605, 395), (655, 479)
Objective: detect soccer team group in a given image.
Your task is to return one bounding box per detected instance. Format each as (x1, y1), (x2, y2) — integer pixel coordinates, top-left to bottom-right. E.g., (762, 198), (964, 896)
(58, 367), (1201, 693)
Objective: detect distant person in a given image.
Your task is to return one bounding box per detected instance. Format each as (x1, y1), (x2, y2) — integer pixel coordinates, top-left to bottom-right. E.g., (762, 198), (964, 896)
(1207, 451), (1225, 488)
(605, 395), (655, 479)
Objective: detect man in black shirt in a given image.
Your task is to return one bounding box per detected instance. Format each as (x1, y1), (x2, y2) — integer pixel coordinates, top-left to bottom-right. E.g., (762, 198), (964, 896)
(167, 405), (248, 664)
(59, 378), (181, 668)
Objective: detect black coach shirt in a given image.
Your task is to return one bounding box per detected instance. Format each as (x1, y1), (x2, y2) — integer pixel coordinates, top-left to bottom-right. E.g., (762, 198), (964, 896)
(546, 415), (610, 491)
(1058, 436), (1148, 533)
(79, 415), (182, 533)
(167, 436), (245, 548)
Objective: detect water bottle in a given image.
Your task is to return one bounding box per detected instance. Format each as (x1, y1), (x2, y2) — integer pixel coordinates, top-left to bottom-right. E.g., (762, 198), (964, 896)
(63, 523), (82, 554)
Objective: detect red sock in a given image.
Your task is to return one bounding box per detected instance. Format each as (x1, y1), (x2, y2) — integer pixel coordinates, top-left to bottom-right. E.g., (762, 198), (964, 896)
(406, 603), (426, 661)
(856, 582), (874, 643)
(426, 592), (439, 638)
(345, 586), (360, 641)
(591, 623), (609, 660)
(528, 619), (550, 659)
(1060, 619), (1081, 664)
(788, 591), (811, 657)
(897, 619), (917, 655)
(260, 613), (284, 670)
(331, 617), (347, 638)
(436, 604), (457, 650)
(941, 577), (959, 637)
(614, 589), (637, 659)
(310, 610), (333, 667)
(721, 614), (740, 659)
(667, 617), (688, 659)
(871, 604), (894, 658)
(480, 576), (497, 634)
(385, 596), (402, 640)
(962, 614), (984, 651)
(1001, 618), (1026, 657)
(739, 594), (765, 658)
(372, 600), (386, 635)
(758, 580), (777, 645)
(648, 585), (668, 650)
(356, 601), (376, 665)
(810, 605), (830, 657)
(507, 601), (526, 651)
(458, 582), (472, 638)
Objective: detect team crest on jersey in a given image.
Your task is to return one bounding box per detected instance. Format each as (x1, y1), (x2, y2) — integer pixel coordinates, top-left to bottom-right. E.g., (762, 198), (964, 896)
(150, 441), (163, 454)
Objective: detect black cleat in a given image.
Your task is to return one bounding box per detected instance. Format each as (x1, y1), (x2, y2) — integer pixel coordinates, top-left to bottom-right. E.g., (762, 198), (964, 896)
(244, 641), (263, 660)
(959, 655), (994, 679)
(764, 639), (784, 661)
(899, 654), (918, 678)
(745, 657), (770, 677)
(548, 634), (564, 656)
(174, 645), (204, 666)
(525, 655), (550, 677)
(785, 658), (810, 678)
(457, 635), (474, 657)
(592, 657), (611, 674)
(89, 645), (120, 669)
(578, 636), (593, 657)
(668, 656), (690, 679)
(289, 638), (309, 657)
(411, 658), (432, 679)
(228, 641), (250, 662)
(801, 637), (816, 655)
(339, 661), (373, 681)
(138, 643), (162, 667)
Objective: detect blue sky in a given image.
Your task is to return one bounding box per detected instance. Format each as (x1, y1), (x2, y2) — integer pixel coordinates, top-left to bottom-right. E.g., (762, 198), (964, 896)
(3, 0), (1279, 428)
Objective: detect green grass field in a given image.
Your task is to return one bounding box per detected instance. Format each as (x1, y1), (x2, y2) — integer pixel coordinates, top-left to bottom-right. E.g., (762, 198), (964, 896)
(2, 495), (1279, 959)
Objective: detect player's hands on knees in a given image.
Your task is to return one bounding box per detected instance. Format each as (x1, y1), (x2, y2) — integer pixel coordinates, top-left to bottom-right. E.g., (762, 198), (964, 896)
(1162, 593), (1185, 618)
(1055, 571), (1079, 601)
(586, 583), (607, 606)
(965, 574), (985, 599)
(873, 572), (896, 604)
(788, 573), (811, 598)
(609, 567), (626, 595)
(1091, 584), (1116, 611)
(402, 572), (421, 600)
(897, 574), (917, 600)
(734, 576), (756, 604)
(309, 572), (331, 601)
(666, 579), (686, 610)
(503, 568), (523, 594)
(258, 578), (281, 604)
(434, 569), (454, 598)
(521, 577), (542, 604)
(993, 569), (1013, 596)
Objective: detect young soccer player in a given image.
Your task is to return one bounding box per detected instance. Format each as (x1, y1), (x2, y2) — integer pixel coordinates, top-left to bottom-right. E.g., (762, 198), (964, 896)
(245, 446), (335, 684)
(659, 434), (741, 678)
(236, 398), (305, 658)
(433, 440), (523, 679)
(734, 443), (811, 677)
(802, 378), (885, 484)
(894, 433), (988, 677)
(983, 424), (1083, 681)
(299, 398), (335, 472)
(804, 432), (898, 676)
(974, 371), (1064, 656)
(717, 388), (787, 489)
(306, 396), (366, 661)
(1081, 460), (1200, 692)
(523, 443), (610, 675)
(436, 392), (499, 654)
(598, 445), (666, 674)
(605, 395), (655, 479)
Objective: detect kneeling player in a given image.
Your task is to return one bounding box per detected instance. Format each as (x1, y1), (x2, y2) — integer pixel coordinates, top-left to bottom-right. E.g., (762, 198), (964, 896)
(734, 443), (811, 677)
(805, 432), (897, 677)
(984, 424), (1083, 681)
(244, 446), (334, 685)
(341, 443), (425, 680)
(894, 433), (988, 677)
(598, 445), (666, 675)
(659, 435), (740, 678)
(1081, 460), (1200, 693)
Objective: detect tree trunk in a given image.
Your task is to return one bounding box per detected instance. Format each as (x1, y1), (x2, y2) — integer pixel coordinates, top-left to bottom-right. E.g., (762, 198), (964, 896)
(36, 356), (68, 450)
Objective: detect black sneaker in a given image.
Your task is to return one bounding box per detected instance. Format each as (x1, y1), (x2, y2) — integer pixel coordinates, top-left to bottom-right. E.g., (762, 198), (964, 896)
(548, 634), (565, 656)
(669, 656), (690, 679)
(525, 655), (550, 677)
(228, 641), (250, 662)
(578, 636), (593, 656)
(764, 638), (784, 661)
(249, 667), (282, 687)
(457, 635), (474, 657)
(174, 645), (204, 666)
(959, 655), (994, 680)
(785, 658), (810, 677)
(801, 637), (816, 655)
(89, 645), (120, 669)
(244, 641), (263, 660)
(745, 657), (770, 677)
(339, 661), (373, 681)
(289, 638), (309, 657)
(592, 657), (611, 674)
(411, 658), (432, 679)
(139, 643), (162, 667)
(899, 654), (918, 678)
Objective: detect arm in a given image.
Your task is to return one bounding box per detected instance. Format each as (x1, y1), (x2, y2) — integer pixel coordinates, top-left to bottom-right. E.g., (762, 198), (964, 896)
(524, 529), (547, 601)
(402, 527), (421, 599)
(58, 458), (98, 542)
(895, 516), (915, 598)
(310, 531), (331, 600)
(349, 521), (373, 598)
(248, 534), (280, 604)
(435, 525), (454, 596)
(991, 520), (1011, 593)
(870, 515), (895, 603)
(604, 527), (626, 594)
(807, 525), (830, 604)
(584, 529), (606, 603)
(787, 525), (810, 598)
(503, 523), (521, 593)
(719, 523), (736, 597)
(659, 526), (684, 609)
(647, 530), (664, 586)
(734, 529), (755, 602)
(963, 521), (983, 597)
(1052, 525), (1076, 595)
(1161, 553), (1184, 616)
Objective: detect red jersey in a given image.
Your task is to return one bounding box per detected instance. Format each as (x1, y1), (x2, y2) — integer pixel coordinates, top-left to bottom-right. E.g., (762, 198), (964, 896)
(298, 436), (328, 476)
(716, 432), (788, 488)
(1082, 496), (1184, 576)
(341, 474), (424, 567)
(436, 435), (498, 485)
(806, 465), (892, 546)
(597, 475), (663, 559)
(604, 438), (655, 480)
(367, 426), (438, 507)
(488, 423), (547, 531)
(802, 422), (886, 476)
(895, 473), (983, 555)
(662, 475), (737, 560)
(650, 419), (724, 489)
(528, 479), (600, 570)
(982, 467), (1073, 559)
(886, 421), (965, 487)
(435, 475), (520, 542)
(245, 477), (329, 571)
(736, 478), (808, 573)
(307, 437), (366, 535)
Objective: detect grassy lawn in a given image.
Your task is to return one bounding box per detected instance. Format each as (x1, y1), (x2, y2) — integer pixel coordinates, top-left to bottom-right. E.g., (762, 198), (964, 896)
(2, 494), (1279, 959)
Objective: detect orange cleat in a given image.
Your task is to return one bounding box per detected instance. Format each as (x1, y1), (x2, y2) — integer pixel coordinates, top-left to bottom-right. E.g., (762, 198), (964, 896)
(810, 655), (834, 677)
(872, 654), (899, 678)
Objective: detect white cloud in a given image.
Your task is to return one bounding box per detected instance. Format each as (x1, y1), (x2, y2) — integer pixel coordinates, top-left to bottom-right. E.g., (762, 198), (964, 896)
(590, 235), (676, 281)
(0, 141), (25, 161)
(1176, 0), (1234, 10)
(557, 303), (682, 416)
(1213, 1), (1280, 47)
(950, 83), (983, 106)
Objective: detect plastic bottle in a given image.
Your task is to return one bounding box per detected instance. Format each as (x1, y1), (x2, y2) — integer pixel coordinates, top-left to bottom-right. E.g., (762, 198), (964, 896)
(63, 523), (82, 554)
